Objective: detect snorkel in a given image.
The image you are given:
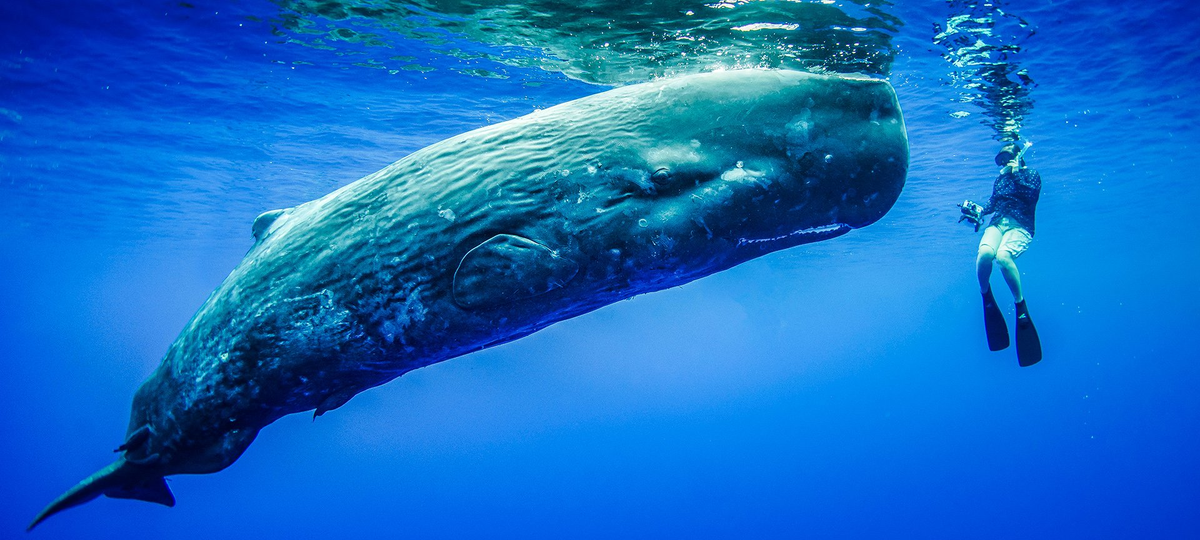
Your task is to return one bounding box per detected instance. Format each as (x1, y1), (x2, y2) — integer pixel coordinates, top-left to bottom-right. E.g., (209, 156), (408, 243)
(999, 140), (1033, 173)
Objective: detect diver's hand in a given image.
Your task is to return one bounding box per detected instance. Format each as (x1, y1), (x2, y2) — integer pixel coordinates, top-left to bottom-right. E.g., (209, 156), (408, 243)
(1008, 141), (1033, 169)
(957, 214), (982, 232)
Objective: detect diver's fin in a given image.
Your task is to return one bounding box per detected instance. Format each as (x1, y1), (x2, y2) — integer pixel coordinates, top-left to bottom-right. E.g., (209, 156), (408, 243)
(983, 288), (1010, 351)
(105, 476), (175, 507)
(1015, 300), (1042, 367)
(28, 459), (164, 531)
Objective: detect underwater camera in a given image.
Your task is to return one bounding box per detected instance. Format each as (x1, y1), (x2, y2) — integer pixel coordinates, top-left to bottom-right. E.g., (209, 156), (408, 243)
(958, 200), (984, 232)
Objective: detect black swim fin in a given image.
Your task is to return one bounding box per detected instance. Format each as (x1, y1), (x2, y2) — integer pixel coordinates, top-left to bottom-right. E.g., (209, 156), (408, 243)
(1015, 300), (1042, 367)
(983, 288), (1010, 351)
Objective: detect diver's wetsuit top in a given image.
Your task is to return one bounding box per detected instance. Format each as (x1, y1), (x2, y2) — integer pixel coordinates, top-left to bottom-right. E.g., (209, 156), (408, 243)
(982, 167), (1041, 235)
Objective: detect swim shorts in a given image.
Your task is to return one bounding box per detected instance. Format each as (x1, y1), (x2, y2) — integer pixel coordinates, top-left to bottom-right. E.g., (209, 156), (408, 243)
(981, 217), (1033, 259)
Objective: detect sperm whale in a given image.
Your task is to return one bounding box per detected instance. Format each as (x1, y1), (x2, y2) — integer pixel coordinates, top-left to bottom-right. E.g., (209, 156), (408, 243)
(30, 69), (908, 529)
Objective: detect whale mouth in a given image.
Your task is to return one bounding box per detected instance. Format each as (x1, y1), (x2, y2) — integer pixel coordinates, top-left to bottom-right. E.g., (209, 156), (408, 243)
(736, 223), (851, 248)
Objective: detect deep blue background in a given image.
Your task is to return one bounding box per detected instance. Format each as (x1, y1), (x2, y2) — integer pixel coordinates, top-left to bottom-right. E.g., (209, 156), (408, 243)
(2, 0), (1199, 538)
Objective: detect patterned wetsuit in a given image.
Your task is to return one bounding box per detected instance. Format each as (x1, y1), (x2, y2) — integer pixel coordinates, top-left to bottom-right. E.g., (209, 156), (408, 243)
(982, 167), (1041, 235)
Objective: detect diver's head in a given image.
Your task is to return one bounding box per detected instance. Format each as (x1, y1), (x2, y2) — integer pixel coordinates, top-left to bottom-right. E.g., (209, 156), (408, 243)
(995, 143), (1023, 167)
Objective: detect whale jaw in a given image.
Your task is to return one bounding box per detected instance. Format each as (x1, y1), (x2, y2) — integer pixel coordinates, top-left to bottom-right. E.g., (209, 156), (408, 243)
(737, 223), (852, 249)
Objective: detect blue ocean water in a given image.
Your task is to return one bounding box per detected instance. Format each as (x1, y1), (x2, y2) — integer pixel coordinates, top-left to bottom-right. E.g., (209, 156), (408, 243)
(2, 0), (1199, 537)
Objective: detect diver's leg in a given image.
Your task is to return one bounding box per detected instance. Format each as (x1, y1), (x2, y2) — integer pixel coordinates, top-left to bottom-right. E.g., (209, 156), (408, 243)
(997, 229), (1040, 365)
(994, 227), (1031, 303)
(977, 226), (1009, 351)
(976, 226), (1001, 292)
(995, 250), (1023, 303)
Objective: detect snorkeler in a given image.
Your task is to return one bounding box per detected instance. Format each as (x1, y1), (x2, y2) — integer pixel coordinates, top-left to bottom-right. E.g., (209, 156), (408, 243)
(958, 139), (1043, 366)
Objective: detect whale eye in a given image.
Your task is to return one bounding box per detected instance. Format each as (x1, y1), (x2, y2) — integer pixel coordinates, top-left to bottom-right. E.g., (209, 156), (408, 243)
(651, 167), (671, 185)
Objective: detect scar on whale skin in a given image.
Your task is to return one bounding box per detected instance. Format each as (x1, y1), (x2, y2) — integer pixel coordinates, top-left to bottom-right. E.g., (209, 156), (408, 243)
(453, 234), (581, 310)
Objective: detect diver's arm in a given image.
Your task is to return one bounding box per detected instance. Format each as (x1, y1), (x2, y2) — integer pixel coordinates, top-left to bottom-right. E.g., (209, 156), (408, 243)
(980, 170), (1010, 216)
(980, 189), (998, 216)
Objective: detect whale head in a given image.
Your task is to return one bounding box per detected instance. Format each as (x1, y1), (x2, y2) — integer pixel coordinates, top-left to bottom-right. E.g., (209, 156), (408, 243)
(589, 70), (907, 262)
(445, 70), (909, 310)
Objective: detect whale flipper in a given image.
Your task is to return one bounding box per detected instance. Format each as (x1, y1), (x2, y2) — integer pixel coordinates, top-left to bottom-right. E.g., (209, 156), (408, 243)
(114, 424), (152, 453)
(453, 234), (579, 310)
(313, 389), (357, 418)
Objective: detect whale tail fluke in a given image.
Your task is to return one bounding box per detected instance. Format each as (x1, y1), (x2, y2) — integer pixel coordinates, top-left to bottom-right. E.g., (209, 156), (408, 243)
(27, 459), (173, 532)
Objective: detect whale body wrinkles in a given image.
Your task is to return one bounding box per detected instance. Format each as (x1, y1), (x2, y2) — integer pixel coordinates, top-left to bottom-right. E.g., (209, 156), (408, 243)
(31, 69), (909, 529)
